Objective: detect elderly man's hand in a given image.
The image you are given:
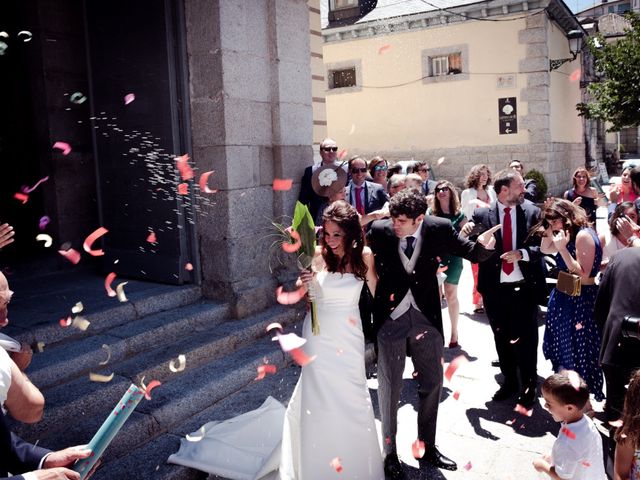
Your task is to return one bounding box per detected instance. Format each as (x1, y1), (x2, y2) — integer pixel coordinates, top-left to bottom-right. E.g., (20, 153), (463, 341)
(43, 445), (92, 469)
(0, 223), (15, 249)
(476, 224), (502, 250)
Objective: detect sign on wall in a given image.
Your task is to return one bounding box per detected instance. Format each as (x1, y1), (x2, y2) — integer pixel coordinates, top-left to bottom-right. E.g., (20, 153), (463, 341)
(498, 97), (518, 135)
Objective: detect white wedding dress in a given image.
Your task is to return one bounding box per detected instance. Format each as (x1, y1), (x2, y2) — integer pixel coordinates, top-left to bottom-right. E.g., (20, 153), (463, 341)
(168, 271), (383, 480)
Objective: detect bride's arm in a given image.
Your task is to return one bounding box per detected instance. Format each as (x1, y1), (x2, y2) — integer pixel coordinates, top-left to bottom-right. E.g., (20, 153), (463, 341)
(363, 247), (377, 297)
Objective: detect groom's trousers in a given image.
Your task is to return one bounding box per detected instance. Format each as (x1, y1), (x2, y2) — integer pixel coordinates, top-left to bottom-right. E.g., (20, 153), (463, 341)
(377, 306), (443, 455)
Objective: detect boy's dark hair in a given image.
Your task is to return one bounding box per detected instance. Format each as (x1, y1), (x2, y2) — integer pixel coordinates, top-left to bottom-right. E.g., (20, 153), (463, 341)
(389, 188), (428, 219)
(630, 166), (640, 190)
(542, 372), (589, 409)
(493, 169), (519, 195)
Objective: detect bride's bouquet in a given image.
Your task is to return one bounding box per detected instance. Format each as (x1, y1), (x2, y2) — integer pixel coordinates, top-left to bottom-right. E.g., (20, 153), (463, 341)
(276, 201), (320, 335)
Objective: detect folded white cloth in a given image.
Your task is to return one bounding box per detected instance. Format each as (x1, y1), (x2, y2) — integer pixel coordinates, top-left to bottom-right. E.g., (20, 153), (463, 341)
(0, 333), (21, 352)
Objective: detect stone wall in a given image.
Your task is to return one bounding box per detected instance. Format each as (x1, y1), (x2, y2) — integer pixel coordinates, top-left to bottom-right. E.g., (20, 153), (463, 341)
(186, 0), (313, 317)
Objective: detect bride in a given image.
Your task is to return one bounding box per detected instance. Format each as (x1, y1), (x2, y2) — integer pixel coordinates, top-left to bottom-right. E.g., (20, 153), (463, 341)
(279, 200), (383, 479)
(168, 201), (384, 479)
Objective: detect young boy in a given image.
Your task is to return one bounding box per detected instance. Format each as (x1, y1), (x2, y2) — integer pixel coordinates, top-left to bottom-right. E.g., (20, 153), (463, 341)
(533, 372), (606, 479)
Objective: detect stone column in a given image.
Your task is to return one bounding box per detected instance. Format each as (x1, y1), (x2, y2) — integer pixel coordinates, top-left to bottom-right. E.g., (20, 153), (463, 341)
(186, 0), (313, 317)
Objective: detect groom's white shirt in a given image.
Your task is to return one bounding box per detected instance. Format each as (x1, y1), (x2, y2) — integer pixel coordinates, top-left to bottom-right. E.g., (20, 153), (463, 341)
(390, 220), (424, 320)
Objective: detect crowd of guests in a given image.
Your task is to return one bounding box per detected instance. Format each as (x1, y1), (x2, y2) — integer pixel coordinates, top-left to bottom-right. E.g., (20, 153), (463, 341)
(298, 137), (640, 479)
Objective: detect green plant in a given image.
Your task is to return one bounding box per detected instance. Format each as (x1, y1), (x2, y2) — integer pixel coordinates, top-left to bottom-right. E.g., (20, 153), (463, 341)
(524, 169), (547, 202)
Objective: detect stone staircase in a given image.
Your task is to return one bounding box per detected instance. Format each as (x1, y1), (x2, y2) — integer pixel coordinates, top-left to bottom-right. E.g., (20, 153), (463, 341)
(4, 270), (303, 479)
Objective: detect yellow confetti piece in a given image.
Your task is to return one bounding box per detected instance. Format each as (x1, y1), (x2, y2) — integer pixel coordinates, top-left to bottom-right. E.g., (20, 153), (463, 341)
(116, 282), (128, 302)
(71, 302), (84, 314)
(186, 426), (206, 442)
(169, 354), (186, 373)
(36, 341), (45, 352)
(35, 234), (53, 247)
(99, 344), (111, 366)
(89, 372), (114, 382)
(72, 316), (90, 331)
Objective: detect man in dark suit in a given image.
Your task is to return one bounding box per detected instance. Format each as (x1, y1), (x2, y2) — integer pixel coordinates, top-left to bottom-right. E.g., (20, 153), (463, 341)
(367, 189), (499, 478)
(463, 169), (546, 408)
(345, 155), (388, 216)
(414, 161), (437, 196)
(298, 138), (347, 221)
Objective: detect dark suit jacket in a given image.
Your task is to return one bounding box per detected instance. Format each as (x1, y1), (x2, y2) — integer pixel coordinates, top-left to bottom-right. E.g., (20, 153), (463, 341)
(298, 165), (326, 222)
(595, 247), (640, 368)
(422, 179), (438, 196)
(1, 409), (50, 479)
(366, 216), (493, 340)
(345, 180), (388, 214)
(472, 201), (546, 305)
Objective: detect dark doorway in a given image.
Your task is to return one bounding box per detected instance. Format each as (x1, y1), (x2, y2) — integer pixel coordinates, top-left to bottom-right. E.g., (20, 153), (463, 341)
(84, 0), (198, 285)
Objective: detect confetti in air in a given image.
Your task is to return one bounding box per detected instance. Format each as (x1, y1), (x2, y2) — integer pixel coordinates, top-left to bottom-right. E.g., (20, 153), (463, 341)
(509, 338), (520, 344)
(143, 380), (162, 400)
(255, 364), (277, 380)
(514, 404), (533, 417)
(177, 183), (188, 195)
(266, 322), (283, 334)
(124, 93), (135, 105)
(281, 230), (301, 253)
(289, 348), (316, 366)
(569, 69), (581, 82)
(83, 227), (109, 256)
(575, 322), (583, 330)
(567, 370), (581, 391)
(464, 461), (473, 471)
(146, 231), (157, 243)
(69, 92), (87, 104)
(99, 344), (111, 366)
(175, 154), (194, 181)
(36, 342), (45, 352)
(89, 372), (114, 383)
(13, 193), (28, 204)
(36, 234), (52, 248)
(275, 285), (307, 305)
(437, 156), (446, 166)
(330, 457), (343, 473)
(453, 391), (461, 400)
(272, 178), (293, 191)
(17, 30), (32, 42)
(412, 440), (426, 459)
(71, 302), (84, 314)
(169, 354), (186, 373)
(39, 216), (50, 231)
(198, 171), (217, 194)
(115, 282), (128, 302)
(72, 316), (90, 331)
(444, 355), (469, 381)
(58, 248), (81, 264)
(185, 263), (194, 271)
(104, 272), (117, 297)
(378, 44), (392, 54)
(608, 419), (623, 428)
(53, 141), (72, 156)
(59, 316), (73, 328)
(21, 176), (49, 193)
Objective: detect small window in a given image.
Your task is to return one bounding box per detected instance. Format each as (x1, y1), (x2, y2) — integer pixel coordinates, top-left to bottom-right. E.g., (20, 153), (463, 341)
(331, 68), (356, 89)
(618, 3), (631, 12)
(430, 52), (462, 76)
(331, 0), (358, 9)
(608, 6), (615, 12)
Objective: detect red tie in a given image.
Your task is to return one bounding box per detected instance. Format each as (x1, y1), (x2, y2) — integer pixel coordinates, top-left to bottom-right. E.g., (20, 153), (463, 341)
(355, 187), (364, 215)
(502, 207), (514, 274)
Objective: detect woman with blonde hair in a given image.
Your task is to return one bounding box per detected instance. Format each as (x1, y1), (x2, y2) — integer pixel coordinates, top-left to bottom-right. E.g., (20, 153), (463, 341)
(461, 164), (497, 313)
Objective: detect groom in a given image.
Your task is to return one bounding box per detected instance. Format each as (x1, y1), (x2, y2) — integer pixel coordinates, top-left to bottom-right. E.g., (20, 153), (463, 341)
(367, 188), (499, 478)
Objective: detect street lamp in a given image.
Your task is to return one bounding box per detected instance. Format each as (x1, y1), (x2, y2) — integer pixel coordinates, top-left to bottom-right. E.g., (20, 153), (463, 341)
(549, 30), (584, 71)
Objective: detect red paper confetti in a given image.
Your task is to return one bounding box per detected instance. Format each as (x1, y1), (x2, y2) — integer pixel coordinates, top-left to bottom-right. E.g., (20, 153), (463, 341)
(58, 248), (81, 264)
(412, 440), (426, 459)
(185, 262), (194, 271)
(569, 69), (581, 82)
(282, 230), (301, 253)
(104, 272), (117, 297)
(255, 364), (277, 380)
(198, 171), (218, 194)
(561, 426), (576, 440)
(59, 316), (72, 327)
(13, 192), (29, 204)
(146, 231), (157, 243)
(378, 44), (392, 54)
(453, 391), (461, 400)
(567, 370), (581, 391)
(444, 355), (468, 381)
(289, 347), (316, 366)
(124, 93), (135, 105)
(464, 461), (473, 471)
(275, 285), (307, 305)
(330, 457), (343, 473)
(144, 380), (162, 400)
(272, 178), (293, 191)
(21, 176), (49, 193)
(514, 404), (533, 417)
(175, 154), (194, 181)
(177, 183), (188, 195)
(53, 141), (71, 156)
(83, 227), (108, 256)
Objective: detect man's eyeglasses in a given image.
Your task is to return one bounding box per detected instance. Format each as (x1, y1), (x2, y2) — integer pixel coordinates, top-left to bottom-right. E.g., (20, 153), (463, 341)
(417, 168), (428, 173)
(321, 146), (338, 152)
(351, 168), (368, 174)
(373, 165), (388, 172)
(435, 187), (449, 193)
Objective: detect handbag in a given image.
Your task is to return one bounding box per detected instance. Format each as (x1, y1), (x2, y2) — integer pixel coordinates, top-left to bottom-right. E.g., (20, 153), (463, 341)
(556, 270), (581, 296)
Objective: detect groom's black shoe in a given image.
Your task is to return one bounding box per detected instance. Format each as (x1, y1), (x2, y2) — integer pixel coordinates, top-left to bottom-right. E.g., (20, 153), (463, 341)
(422, 446), (457, 471)
(383, 453), (406, 479)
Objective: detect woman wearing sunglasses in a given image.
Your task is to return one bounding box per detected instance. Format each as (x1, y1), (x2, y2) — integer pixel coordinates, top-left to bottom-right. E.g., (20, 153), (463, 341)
(429, 180), (466, 348)
(368, 156), (389, 191)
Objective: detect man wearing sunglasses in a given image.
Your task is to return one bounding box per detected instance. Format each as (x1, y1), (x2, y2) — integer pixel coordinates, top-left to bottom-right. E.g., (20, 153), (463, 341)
(345, 156), (389, 219)
(298, 138), (347, 221)
(414, 161), (437, 196)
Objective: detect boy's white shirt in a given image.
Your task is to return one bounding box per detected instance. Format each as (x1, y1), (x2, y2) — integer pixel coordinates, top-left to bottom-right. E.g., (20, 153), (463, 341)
(551, 415), (607, 480)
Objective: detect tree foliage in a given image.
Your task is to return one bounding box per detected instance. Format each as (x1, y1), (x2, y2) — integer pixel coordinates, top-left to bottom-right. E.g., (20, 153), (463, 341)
(576, 13), (640, 131)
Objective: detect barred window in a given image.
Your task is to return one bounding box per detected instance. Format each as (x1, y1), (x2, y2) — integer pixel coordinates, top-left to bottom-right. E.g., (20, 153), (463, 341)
(331, 68), (357, 89)
(430, 52), (462, 76)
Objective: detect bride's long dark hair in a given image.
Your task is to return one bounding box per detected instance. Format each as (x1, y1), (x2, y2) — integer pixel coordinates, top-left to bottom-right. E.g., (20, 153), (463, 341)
(321, 201), (367, 280)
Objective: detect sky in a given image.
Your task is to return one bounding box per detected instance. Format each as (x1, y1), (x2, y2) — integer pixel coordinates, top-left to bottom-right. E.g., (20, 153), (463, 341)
(570, 0), (603, 13)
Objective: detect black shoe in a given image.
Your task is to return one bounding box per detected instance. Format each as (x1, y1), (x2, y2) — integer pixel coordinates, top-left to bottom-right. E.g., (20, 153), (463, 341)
(384, 453), (406, 480)
(422, 445), (457, 471)
(492, 382), (519, 401)
(517, 385), (537, 408)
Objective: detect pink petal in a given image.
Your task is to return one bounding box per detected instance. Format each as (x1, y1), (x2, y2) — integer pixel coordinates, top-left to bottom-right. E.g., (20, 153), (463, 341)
(13, 192), (29, 204)
(105, 272), (117, 297)
(83, 227), (109, 256)
(146, 231), (157, 243)
(255, 364), (277, 380)
(567, 370), (581, 391)
(330, 457), (343, 472)
(144, 380), (162, 400)
(175, 154), (194, 181)
(58, 248), (81, 264)
(444, 355), (469, 381)
(53, 141), (71, 156)
(282, 230), (301, 253)
(464, 461), (473, 471)
(412, 440), (425, 459)
(272, 178), (293, 191)
(185, 262), (194, 271)
(124, 93), (135, 105)
(198, 171), (217, 194)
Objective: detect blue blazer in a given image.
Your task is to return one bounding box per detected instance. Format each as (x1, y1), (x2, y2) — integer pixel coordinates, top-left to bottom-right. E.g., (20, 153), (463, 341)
(345, 180), (388, 214)
(0, 409), (50, 479)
